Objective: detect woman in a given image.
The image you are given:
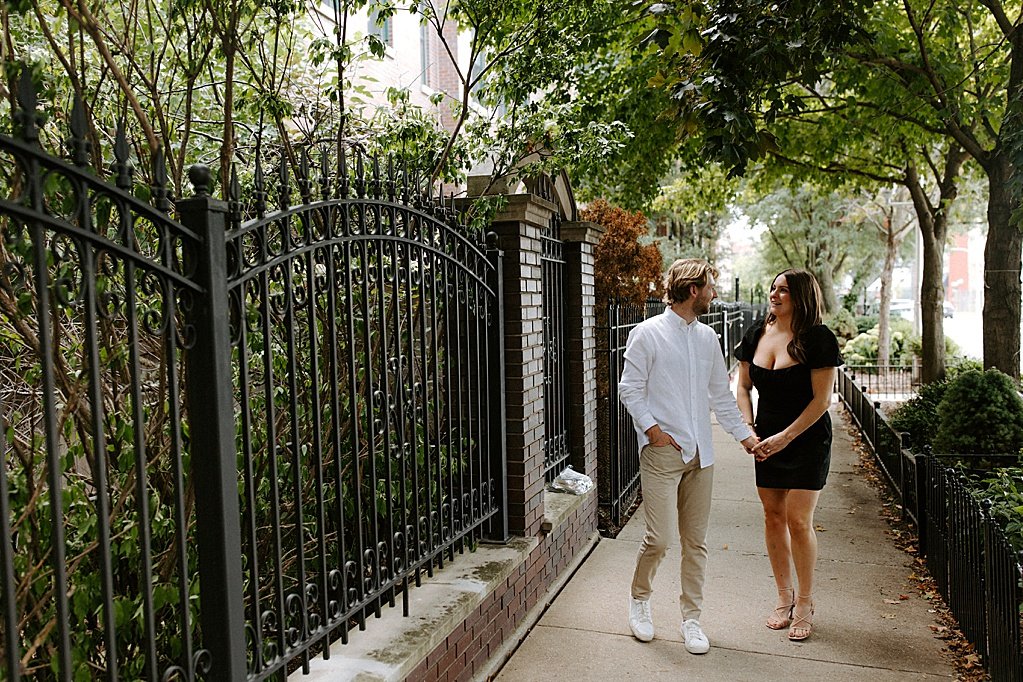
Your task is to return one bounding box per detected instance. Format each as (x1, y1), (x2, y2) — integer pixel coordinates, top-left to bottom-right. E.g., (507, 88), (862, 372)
(735, 269), (843, 642)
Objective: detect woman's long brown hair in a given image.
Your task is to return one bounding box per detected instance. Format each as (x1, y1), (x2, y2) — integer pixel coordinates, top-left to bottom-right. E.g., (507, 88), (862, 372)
(764, 269), (824, 364)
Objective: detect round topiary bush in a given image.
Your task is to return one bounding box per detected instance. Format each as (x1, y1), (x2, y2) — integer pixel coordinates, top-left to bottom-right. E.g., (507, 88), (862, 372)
(932, 369), (1023, 455)
(888, 377), (952, 452)
(824, 307), (857, 341)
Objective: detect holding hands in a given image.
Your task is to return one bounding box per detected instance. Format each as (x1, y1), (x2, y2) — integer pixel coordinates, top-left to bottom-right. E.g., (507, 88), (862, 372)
(751, 432), (792, 462)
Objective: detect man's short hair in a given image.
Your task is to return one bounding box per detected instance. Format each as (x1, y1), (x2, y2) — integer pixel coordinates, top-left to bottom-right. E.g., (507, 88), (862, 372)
(663, 258), (718, 305)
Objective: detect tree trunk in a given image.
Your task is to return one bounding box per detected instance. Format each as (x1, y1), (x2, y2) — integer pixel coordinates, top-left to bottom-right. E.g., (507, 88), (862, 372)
(983, 155), (1022, 379)
(904, 157), (957, 384)
(815, 266), (839, 314)
(918, 220), (946, 381)
(877, 228), (897, 366)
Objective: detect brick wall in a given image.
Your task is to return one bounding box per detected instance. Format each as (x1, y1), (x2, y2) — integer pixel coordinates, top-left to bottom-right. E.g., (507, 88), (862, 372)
(488, 194), (551, 538)
(397, 188), (601, 682)
(408, 494), (598, 682)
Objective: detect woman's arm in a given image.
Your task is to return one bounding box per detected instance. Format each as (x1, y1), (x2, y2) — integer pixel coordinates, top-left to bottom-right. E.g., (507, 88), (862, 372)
(752, 366), (836, 460)
(736, 361), (756, 428)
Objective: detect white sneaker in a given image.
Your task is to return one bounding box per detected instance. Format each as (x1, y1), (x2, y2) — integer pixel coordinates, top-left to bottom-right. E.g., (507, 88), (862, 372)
(628, 597), (654, 642)
(681, 619), (710, 654)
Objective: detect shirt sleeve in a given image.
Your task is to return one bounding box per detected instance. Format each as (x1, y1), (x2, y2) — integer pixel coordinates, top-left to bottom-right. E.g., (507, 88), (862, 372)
(708, 333), (754, 442)
(804, 325), (844, 368)
(733, 320), (763, 363)
(618, 325), (658, 435)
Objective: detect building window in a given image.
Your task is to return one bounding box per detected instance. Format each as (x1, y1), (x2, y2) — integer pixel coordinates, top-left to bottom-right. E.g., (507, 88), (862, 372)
(420, 23), (433, 87)
(368, 10), (392, 47)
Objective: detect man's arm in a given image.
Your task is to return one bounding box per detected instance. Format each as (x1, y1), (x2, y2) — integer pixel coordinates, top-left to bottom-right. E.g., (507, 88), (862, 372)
(618, 326), (680, 449)
(617, 327), (656, 433)
(707, 337), (755, 447)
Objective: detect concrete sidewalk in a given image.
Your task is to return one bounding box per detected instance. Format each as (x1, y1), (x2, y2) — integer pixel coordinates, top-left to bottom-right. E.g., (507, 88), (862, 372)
(494, 404), (954, 681)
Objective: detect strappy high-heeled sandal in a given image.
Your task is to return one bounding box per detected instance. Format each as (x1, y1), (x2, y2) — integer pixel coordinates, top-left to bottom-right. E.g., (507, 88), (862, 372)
(788, 594), (814, 641)
(766, 587), (794, 630)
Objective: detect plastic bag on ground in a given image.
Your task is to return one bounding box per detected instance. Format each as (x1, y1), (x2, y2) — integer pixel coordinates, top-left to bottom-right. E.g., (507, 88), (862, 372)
(549, 465), (594, 495)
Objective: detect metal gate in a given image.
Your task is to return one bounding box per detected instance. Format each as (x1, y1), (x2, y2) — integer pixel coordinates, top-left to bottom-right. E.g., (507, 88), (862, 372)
(529, 175), (569, 483)
(0, 72), (506, 681)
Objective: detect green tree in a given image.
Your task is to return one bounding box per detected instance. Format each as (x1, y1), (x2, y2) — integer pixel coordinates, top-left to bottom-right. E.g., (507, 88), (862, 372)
(637, 0), (1023, 378)
(850, 188), (915, 366)
(735, 179), (883, 314)
(648, 163), (737, 265)
(409, 0), (634, 189)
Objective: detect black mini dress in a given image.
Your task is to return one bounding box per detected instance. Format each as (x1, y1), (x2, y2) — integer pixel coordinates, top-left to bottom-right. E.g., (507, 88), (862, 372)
(735, 322), (843, 491)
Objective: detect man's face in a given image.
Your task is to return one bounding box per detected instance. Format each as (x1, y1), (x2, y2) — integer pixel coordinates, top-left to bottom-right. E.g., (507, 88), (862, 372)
(692, 276), (717, 316)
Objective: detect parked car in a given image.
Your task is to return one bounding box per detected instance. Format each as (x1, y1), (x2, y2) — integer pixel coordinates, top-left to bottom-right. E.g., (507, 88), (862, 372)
(888, 299), (914, 321)
(872, 299), (954, 320)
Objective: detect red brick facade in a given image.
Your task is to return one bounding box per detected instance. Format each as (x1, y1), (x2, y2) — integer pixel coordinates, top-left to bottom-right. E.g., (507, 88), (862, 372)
(404, 193), (603, 682)
(408, 494), (598, 681)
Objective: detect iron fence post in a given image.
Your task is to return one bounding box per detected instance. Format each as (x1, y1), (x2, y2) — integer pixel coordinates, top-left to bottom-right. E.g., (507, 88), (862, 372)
(177, 165), (248, 681)
(918, 448), (932, 558)
(873, 400), (881, 459)
(0, 402), (19, 682)
(486, 234), (509, 543)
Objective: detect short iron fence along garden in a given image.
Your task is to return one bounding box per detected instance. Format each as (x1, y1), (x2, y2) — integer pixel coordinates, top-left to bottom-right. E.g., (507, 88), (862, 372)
(837, 366), (1023, 681)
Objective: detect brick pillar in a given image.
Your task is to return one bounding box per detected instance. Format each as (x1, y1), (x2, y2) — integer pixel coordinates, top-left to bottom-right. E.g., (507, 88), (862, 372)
(489, 194), (556, 537)
(561, 221), (604, 477)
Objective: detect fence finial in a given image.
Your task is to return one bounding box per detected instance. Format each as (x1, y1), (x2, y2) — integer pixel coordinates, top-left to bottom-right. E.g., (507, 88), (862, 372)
(254, 156), (266, 217)
(69, 97), (91, 166)
(189, 164), (212, 197)
(152, 147), (171, 212)
(14, 66), (41, 145)
(113, 124), (133, 190)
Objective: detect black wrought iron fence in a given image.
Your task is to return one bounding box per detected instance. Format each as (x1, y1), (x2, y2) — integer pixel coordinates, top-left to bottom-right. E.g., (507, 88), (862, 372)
(837, 367), (1023, 680)
(532, 176), (569, 485)
(597, 298), (663, 526)
(1, 85), (210, 680)
(843, 363), (920, 398)
(0, 73), (506, 682)
(224, 149), (507, 679)
(925, 460), (1023, 681)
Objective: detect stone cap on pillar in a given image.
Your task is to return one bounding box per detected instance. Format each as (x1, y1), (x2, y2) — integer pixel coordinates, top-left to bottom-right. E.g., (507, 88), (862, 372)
(561, 220), (605, 245)
(467, 154), (578, 222)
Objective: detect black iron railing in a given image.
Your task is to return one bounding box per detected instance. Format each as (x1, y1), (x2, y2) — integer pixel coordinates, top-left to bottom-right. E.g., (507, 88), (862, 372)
(597, 298), (663, 526)
(843, 363), (920, 397)
(534, 176), (569, 484)
(838, 366), (1023, 680)
(924, 461), (1023, 681)
(0, 71), (506, 682)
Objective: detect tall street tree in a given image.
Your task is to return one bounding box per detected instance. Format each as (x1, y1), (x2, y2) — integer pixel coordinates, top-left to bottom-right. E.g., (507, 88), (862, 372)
(638, 0), (1023, 378)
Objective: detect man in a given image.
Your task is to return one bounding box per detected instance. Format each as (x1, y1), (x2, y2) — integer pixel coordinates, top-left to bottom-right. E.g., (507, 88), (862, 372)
(618, 258), (757, 653)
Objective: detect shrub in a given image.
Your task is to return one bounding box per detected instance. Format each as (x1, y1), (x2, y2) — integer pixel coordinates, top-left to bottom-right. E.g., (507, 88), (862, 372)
(932, 369), (1023, 455)
(888, 378), (953, 452)
(841, 318), (917, 365)
(583, 199), (663, 308)
(907, 333), (962, 361)
(971, 467), (1023, 552)
(824, 307), (857, 341)
(855, 314), (878, 333)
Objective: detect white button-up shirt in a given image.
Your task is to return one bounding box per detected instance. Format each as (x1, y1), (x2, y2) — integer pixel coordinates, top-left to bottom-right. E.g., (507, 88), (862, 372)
(618, 308), (752, 467)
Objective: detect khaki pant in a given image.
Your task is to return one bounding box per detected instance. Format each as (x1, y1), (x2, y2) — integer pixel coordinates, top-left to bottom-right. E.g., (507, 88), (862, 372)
(630, 444), (714, 622)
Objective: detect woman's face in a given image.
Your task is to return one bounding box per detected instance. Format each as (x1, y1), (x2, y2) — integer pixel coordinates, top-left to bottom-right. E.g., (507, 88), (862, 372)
(769, 274), (794, 317)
